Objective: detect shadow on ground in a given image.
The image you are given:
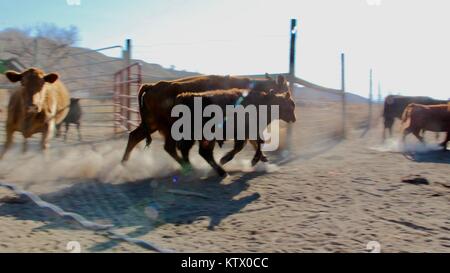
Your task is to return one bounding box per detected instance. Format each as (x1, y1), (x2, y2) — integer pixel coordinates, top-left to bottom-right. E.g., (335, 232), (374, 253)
(0, 171), (263, 252)
(404, 149), (450, 164)
(0, 135), (342, 252)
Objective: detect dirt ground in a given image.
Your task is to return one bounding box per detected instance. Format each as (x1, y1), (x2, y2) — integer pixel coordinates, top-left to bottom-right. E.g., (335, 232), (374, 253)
(0, 103), (449, 253)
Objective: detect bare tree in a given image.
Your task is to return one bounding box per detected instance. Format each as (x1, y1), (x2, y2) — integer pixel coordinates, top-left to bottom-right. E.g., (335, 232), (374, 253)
(0, 23), (80, 70)
(34, 23), (79, 46)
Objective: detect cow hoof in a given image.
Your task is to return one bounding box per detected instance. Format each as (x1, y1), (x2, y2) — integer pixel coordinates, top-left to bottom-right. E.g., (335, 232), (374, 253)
(219, 173), (230, 181)
(217, 170), (229, 178)
(181, 163), (193, 175)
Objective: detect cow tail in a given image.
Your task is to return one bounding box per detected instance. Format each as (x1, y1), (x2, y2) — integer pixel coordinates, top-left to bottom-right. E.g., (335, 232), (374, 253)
(138, 85), (152, 148)
(401, 104), (413, 130)
(402, 105), (412, 123)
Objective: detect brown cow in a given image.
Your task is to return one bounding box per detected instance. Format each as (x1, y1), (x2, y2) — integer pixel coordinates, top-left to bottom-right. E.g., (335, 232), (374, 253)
(383, 95), (447, 141)
(174, 88), (296, 176)
(121, 74), (289, 166)
(401, 103), (450, 149)
(1, 68), (70, 158)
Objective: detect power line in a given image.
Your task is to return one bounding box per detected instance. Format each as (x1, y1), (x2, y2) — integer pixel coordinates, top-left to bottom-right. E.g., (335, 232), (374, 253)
(134, 36), (286, 48)
(66, 45), (123, 57)
(54, 59), (122, 70)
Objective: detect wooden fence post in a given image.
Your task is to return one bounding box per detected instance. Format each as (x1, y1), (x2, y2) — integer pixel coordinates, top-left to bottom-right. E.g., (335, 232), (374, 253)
(289, 19), (297, 77)
(368, 69), (373, 128)
(341, 53), (347, 139)
(285, 19), (297, 154)
(124, 39), (132, 130)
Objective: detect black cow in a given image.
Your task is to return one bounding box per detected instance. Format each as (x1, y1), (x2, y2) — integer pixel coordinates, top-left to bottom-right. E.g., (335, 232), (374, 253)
(56, 98), (82, 141)
(174, 88), (296, 177)
(383, 95), (447, 141)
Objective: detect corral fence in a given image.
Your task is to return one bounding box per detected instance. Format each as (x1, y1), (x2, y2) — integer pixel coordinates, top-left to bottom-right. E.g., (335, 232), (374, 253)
(0, 42), (131, 146)
(0, 19), (377, 155)
(110, 19), (366, 160)
(113, 62), (142, 133)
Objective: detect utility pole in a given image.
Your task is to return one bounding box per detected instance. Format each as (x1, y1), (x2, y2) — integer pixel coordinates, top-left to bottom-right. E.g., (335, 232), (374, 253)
(369, 69), (374, 128)
(341, 53), (347, 138)
(120, 39), (131, 130)
(289, 19), (297, 78)
(284, 19), (297, 156)
(125, 39), (132, 67)
(377, 82), (382, 103)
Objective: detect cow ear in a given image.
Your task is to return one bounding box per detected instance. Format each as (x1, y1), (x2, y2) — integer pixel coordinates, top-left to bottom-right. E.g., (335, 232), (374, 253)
(265, 73), (273, 80)
(44, 73), (59, 83)
(277, 75), (286, 86)
(5, 71), (22, 83)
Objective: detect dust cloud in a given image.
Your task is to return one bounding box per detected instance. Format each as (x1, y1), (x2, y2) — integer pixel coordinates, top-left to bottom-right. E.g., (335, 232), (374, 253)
(369, 138), (445, 153)
(0, 139), (279, 185)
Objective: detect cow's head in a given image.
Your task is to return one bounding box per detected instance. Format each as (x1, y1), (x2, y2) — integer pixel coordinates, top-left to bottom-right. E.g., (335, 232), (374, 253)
(70, 98), (81, 105)
(267, 90), (296, 123)
(264, 73), (290, 93)
(5, 68), (59, 114)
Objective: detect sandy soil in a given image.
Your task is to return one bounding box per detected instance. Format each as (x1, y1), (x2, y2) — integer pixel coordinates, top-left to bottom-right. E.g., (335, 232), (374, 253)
(0, 103), (449, 253)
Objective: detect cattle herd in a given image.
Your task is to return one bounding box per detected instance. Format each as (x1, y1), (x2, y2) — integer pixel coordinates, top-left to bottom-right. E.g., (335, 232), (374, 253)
(0, 67), (449, 176)
(383, 95), (449, 149)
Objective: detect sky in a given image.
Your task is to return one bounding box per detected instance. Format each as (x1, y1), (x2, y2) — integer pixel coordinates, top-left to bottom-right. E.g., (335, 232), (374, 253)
(0, 0), (449, 99)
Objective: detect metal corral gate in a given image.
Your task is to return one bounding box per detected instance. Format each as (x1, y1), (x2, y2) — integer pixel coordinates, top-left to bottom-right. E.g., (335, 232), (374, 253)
(113, 62), (142, 133)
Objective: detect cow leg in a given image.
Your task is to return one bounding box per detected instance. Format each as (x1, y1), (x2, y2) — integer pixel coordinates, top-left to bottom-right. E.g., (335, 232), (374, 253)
(178, 140), (195, 164)
(250, 141), (264, 166)
(22, 138), (28, 154)
(64, 123), (69, 142)
(77, 123), (82, 141)
(412, 130), (425, 144)
(383, 118), (394, 142)
(250, 140), (268, 164)
(199, 140), (227, 177)
(164, 137), (184, 166)
(220, 140), (247, 165)
(55, 123), (62, 138)
(401, 127), (411, 145)
(0, 128), (14, 160)
(177, 140), (195, 174)
(440, 132), (449, 150)
(42, 121), (55, 150)
(121, 125), (152, 163)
